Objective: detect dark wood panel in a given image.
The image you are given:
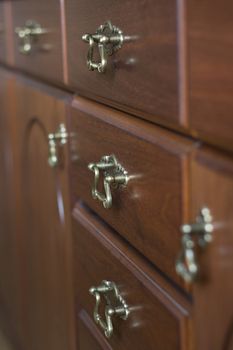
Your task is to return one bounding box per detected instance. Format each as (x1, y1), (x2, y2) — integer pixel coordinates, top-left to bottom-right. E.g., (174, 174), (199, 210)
(65, 0), (185, 129)
(188, 0), (233, 152)
(190, 148), (233, 349)
(72, 204), (192, 350)
(0, 69), (23, 348)
(9, 77), (75, 350)
(70, 96), (196, 287)
(11, 0), (64, 83)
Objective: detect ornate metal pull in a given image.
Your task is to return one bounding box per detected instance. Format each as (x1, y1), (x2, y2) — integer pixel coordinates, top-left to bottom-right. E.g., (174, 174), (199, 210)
(88, 155), (128, 209)
(89, 280), (130, 338)
(82, 21), (124, 73)
(48, 124), (68, 168)
(15, 20), (47, 55)
(176, 207), (214, 283)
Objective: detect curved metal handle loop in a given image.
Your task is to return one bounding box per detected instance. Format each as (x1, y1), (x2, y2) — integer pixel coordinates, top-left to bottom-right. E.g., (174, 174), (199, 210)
(15, 20), (47, 55)
(176, 235), (198, 283)
(88, 155), (128, 209)
(82, 21), (124, 73)
(89, 280), (129, 338)
(83, 34), (107, 73)
(176, 207), (213, 283)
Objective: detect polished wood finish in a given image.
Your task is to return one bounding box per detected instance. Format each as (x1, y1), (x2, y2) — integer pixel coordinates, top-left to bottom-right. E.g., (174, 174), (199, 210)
(0, 2), (233, 349)
(77, 311), (112, 350)
(11, 0), (64, 83)
(70, 96), (196, 287)
(65, 0), (184, 129)
(7, 77), (75, 350)
(190, 148), (233, 350)
(188, 1), (233, 152)
(0, 69), (23, 349)
(73, 203), (192, 350)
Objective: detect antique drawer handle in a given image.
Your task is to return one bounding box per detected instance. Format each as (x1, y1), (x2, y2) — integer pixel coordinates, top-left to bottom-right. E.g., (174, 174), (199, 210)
(88, 155), (128, 209)
(82, 21), (124, 73)
(15, 20), (47, 55)
(176, 207), (214, 283)
(48, 124), (68, 168)
(89, 280), (130, 338)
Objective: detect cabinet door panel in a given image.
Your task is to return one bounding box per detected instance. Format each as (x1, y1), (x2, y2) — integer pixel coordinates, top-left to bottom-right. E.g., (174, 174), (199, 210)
(11, 78), (75, 350)
(0, 69), (22, 348)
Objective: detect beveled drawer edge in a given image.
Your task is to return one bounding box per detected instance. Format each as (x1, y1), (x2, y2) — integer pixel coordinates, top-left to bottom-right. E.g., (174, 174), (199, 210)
(72, 96), (199, 156)
(78, 309), (112, 350)
(177, 0), (189, 128)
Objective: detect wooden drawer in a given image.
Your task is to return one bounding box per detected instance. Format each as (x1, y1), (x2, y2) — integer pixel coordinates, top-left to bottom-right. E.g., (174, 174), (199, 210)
(73, 204), (192, 350)
(11, 0), (64, 83)
(65, 0), (185, 129)
(189, 148), (233, 350)
(188, 1), (233, 152)
(70, 97), (196, 287)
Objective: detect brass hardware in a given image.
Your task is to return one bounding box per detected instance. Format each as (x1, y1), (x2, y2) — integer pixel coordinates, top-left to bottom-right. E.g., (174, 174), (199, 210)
(15, 20), (47, 55)
(89, 280), (129, 338)
(88, 155), (128, 209)
(82, 21), (124, 73)
(176, 207), (213, 283)
(48, 124), (68, 168)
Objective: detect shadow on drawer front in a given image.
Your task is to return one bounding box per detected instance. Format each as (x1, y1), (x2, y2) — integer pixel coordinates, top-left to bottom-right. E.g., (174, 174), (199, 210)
(69, 97), (196, 287)
(73, 204), (192, 350)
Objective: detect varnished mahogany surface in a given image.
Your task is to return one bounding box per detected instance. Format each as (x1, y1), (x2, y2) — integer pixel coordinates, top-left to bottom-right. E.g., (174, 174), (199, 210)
(70, 96), (196, 288)
(0, 69), (23, 349)
(6, 76), (76, 350)
(65, 0), (184, 129)
(188, 0), (233, 152)
(77, 311), (112, 350)
(11, 0), (64, 84)
(190, 148), (233, 350)
(72, 203), (192, 350)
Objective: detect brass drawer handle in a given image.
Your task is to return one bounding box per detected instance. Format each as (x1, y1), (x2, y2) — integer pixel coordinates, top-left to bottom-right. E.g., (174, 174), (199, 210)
(48, 124), (68, 168)
(88, 155), (128, 209)
(176, 207), (213, 283)
(89, 280), (130, 338)
(82, 21), (124, 73)
(15, 20), (47, 55)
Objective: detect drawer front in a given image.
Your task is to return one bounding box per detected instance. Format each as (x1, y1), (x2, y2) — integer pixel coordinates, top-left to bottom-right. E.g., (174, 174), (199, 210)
(189, 149), (233, 350)
(188, 1), (233, 152)
(73, 204), (192, 350)
(66, 0), (183, 129)
(70, 97), (195, 286)
(12, 0), (64, 83)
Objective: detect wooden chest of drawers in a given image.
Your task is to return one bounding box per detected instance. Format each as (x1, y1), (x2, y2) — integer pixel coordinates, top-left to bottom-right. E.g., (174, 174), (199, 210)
(0, 1), (233, 350)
